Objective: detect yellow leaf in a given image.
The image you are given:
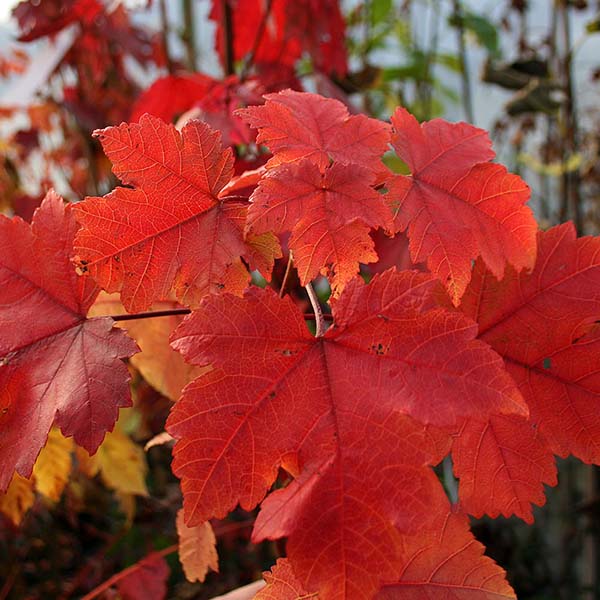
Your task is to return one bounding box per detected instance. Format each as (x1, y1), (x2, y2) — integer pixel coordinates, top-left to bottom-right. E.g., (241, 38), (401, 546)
(176, 509), (219, 583)
(89, 293), (208, 401)
(33, 428), (73, 501)
(0, 473), (34, 525)
(96, 428), (148, 496)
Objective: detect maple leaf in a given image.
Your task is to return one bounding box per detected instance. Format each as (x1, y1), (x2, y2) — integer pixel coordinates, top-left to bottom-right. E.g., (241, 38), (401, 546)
(237, 90), (390, 172)
(0, 191), (137, 493)
(386, 107), (538, 304)
(89, 293), (207, 402)
(73, 114), (280, 312)
(450, 415), (557, 523)
(167, 269), (525, 598)
(77, 425), (148, 497)
(115, 552), (169, 600)
(376, 511), (516, 599)
(13, 0), (102, 42)
(247, 159), (391, 294)
(176, 509), (219, 583)
(0, 473), (34, 526)
(256, 559), (317, 599)
(210, 0), (301, 70)
(451, 223), (600, 521)
(130, 73), (216, 124)
(285, 0), (348, 76)
(32, 428), (73, 502)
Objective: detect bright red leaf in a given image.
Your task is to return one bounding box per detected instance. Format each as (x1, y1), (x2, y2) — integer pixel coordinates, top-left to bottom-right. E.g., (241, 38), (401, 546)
(461, 223), (600, 464)
(167, 269), (526, 598)
(0, 191), (136, 492)
(130, 73), (216, 124)
(238, 90), (390, 172)
(73, 114), (280, 312)
(386, 107), (537, 304)
(247, 158), (391, 293)
(451, 415), (557, 523)
(376, 511), (516, 599)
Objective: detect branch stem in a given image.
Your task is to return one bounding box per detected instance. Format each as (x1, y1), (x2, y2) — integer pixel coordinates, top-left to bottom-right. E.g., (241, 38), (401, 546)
(305, 282), (325, 337)
(80, 545), (178, 600)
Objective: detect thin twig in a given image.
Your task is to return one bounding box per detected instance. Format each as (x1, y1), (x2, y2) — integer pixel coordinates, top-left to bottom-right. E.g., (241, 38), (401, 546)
(158, 0), (173, 74)
(452, 0), (474, 123)
(240, 0), (273, 80)
(305, 282), (325, 337)
(111, 308), (191, 321)
(279, 250), (294, 298)
(181, 0), (197, 71)
(106, 307), (333, 323)
(221, 0), (235, 76)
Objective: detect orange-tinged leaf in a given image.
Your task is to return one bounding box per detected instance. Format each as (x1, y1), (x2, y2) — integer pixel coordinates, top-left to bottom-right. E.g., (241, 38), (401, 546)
(167, 269), (525, 598)
(73, 114), (280, 312)
(377, 511), (516, 599)
(0, 473), (34, 526)
(256, 559), (317, 599)
(90, 293), (206, 401)
(176, 509), (218, 583)
(238, 90), (390, 173)
(0, 191), (137, 493)
(451, 415), (557, 523)
(248, 159), (390, 293)
(387, 107), (537, 304)
(32, 427), (73, 502)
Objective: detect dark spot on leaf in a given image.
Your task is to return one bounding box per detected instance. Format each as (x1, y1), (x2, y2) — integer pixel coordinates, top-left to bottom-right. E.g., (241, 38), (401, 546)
(1, 407), (7, 415)
(372, 343), (386, 355)
(543, 358), (552, 370)
(268, 391), (276, 399)
(376, 314), (389, 321)
(277, 348), (296, 356)
(113, 255), (120, 262)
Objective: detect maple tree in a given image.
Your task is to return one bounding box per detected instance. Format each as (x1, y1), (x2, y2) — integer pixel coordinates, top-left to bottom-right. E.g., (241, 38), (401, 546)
(2, 1), (600, 599)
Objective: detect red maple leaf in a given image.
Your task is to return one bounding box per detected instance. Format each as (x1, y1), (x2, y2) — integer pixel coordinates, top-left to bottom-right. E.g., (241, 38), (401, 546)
(210, 0), (301, 70)
(13, 0), (102, 42)
(386, 107), (538, 304)
(73, 114), (280, 313)
(377, 510), (516, 599)
(115, 552), (170, 600)
(238, 90), (390, 172)
(452, 223), (600, 522)
(130, 74), (216, 124)
(0, 191), (137, 492)
(247, 159), (391, 294)
(167, 269), (526, 597)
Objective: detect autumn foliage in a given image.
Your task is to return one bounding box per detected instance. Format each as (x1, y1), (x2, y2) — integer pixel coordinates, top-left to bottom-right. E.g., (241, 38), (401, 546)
(2, 1), (600, 599)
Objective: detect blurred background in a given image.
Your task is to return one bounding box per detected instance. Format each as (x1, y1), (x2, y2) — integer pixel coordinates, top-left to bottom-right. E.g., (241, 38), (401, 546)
(1, 1), (600, 598)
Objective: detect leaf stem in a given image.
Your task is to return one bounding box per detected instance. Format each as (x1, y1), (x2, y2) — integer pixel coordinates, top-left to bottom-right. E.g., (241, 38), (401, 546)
(305, 282), (325, 337)
(279, 250), (294, 298)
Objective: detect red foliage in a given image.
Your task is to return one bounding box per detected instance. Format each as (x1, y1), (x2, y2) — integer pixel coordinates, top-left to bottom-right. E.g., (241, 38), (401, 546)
(0, 191), (136, 492)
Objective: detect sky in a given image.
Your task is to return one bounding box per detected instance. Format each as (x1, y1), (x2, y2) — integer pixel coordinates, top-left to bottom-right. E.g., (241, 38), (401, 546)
(0, 1), (18, 23)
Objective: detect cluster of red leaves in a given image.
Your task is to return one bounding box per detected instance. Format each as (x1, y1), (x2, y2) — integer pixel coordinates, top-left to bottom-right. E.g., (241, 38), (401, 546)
(5, 84), (599, 600)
